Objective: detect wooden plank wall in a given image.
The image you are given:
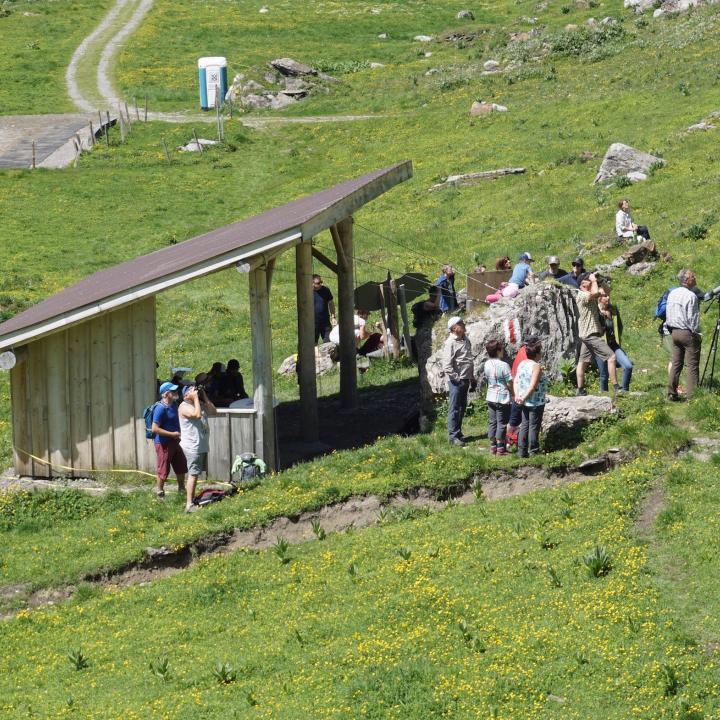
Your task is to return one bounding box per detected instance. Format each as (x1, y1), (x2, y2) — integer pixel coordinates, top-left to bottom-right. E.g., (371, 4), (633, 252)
(207, 411), (256, 482)
(9, 297), (157, 477)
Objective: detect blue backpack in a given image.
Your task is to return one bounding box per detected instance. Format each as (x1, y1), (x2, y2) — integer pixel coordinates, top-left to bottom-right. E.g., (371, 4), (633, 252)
(654, 287), (677, 323)
(142, 402), (159, 440)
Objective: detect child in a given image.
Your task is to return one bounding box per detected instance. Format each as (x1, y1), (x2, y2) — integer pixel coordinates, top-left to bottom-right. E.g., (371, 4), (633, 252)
(482, 339), (514, 455)
(514, 339), (547, 458)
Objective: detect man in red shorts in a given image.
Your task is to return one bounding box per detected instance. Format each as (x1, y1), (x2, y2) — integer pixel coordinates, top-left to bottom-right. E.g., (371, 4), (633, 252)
(151, 382), (188, 500)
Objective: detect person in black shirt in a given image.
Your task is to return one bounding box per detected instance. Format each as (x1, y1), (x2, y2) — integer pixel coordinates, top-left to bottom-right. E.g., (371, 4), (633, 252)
(313, 274), (336, 343)
(220, 358), (249, 403)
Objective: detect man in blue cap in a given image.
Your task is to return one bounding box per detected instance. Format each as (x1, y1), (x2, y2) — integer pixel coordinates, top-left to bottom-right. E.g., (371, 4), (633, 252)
(151, 381), (187, 500)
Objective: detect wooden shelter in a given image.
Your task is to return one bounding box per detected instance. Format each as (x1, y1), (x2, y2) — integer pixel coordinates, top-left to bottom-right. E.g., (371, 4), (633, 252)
(0, 162), (413, 478)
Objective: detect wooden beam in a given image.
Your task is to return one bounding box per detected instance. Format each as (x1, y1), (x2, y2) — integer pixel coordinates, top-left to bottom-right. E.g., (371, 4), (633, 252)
(311, 246), (339, 275)
(301, 160), (413, 240)
(330, 224), (348, 270)
(249, 266), (277, 471)
(336, 217), (358, 409)
(296, 242), (319, 441)
(266, 257), (276, 294)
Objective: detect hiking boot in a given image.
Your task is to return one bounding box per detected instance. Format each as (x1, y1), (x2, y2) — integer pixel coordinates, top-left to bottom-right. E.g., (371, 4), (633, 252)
(496, 446), (508, 456)
(155, 490), (165, 501)
(613, 384), (623, 396)
(667, 393), (682, 402)
(576, 387), (588, 396)
(450, 437), (466, 447)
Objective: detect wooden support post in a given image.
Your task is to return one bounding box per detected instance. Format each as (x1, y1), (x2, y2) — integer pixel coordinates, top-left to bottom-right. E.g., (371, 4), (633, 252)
(104, 111), (110, 147)
(386, 277), (401, 359)
(295, 242), (319, 441)
(134, 96), (140, 121)
(88, 121), (95, 147)
(311, 246), (338, 274)
(144, 95), (148, 122)
(249, 266), (277, 470)
(335, 217), (358, 409)
(398, 284), (413, 360)
(31, 141), (36, 169)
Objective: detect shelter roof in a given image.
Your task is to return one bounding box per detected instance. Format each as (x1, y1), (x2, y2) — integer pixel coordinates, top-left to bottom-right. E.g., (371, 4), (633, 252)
(0, 161), (412, 350)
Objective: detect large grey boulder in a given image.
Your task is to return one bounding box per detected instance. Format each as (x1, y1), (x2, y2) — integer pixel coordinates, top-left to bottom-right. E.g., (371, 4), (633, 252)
(594, 143), (665, 185)
(542, 395), (616, 434)
(425, 283), (579, 394)
(269, 58), (317, 77)
(240, 94), (272, 110)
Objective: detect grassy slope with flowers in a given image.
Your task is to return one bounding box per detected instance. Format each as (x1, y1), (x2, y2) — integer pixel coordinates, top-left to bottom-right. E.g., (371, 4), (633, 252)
(1, 1), (720, 716)
(3, 453), (720, 720)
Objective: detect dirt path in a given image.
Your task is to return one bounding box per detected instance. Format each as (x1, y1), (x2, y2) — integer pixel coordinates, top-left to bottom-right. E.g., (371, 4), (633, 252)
(0, 455), (617, 619)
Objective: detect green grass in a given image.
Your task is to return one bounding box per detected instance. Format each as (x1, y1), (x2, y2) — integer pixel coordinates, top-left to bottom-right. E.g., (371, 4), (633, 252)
(0, 0), (114, 114)
(3, 454), (720, 719)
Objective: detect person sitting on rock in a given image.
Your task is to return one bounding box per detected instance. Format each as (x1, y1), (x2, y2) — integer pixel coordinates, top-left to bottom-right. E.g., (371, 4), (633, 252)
(513, 339), (547, 458)
(483, 339), (514, 456)
(503, 252), (535, 299)
(595, 289), (633, 394)
(329, 308), (383, 356)
(615, 199), (650, 243)
(539, 256), (568, 281)
(557, 257), (587, 289)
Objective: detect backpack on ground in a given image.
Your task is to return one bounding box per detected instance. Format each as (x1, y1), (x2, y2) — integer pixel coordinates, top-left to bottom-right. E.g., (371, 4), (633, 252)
(193, 488), (231, 507)
(231, 453), (267, 485)
(142, 402), (160, 440)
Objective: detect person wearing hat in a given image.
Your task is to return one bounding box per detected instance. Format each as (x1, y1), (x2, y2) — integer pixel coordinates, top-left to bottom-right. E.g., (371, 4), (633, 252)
(442, 316), (476, 446)
(557, 257), (587, 289)
(539, 256), (568, 281)
(509, 252), (536, 289)
(179, 384), (217, 513)
(151, 382), (188, 500)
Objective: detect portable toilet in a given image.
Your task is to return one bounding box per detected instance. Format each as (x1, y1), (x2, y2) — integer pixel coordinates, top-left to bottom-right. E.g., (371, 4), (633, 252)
(198, 57), (228, 110)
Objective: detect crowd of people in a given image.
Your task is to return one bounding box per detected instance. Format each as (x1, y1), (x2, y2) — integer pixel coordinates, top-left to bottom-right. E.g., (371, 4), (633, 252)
(437, 198), (706, 453)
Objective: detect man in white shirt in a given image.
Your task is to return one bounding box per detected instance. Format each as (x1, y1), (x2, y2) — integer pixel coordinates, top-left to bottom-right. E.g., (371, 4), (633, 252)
(666, 268), (701, 400)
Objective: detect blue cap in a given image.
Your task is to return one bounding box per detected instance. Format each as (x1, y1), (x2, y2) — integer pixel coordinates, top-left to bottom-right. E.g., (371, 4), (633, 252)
(159, 382), (179, 395)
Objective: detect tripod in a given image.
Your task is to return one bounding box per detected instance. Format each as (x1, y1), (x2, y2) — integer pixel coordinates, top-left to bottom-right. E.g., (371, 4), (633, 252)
(700, 297), (720, 389)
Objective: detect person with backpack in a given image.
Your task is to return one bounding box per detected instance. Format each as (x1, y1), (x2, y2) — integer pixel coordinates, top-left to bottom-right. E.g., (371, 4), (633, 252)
(483, 339), (514, 455)
(435, 265), (458, 313)
(151, 382), (187, 500)
(179, 384), (217, 513)
(513, 339), (547, 458)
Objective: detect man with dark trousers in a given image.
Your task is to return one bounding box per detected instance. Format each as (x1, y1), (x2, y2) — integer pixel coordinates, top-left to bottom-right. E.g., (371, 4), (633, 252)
(313, 274), (336, 343)
(442, 316), (475, 447)
(666, 268), (702, 400)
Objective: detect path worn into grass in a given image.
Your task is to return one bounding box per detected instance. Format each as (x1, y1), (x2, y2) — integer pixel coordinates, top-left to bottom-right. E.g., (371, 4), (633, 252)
(0, 457), (616, 619)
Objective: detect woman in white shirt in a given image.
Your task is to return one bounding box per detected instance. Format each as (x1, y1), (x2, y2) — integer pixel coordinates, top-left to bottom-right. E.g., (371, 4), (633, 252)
(615, 199), (650, 243)
(482, 339), (514, 455)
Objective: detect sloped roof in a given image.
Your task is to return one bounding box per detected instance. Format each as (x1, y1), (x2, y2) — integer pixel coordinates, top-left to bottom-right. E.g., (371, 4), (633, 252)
(0, 161), (412, 350)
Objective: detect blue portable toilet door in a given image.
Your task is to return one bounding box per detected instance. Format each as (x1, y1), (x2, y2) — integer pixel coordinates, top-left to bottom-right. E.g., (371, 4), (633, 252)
(199, 68), (209, 110)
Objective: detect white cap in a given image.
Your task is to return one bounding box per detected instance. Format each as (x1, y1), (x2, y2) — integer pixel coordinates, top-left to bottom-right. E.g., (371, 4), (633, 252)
(521, 251), (533, 261)
(447, 316), (463, 331)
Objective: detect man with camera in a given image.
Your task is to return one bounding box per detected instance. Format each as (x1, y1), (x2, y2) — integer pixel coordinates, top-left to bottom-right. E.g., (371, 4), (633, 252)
(575, 273), (620, 396)
(666, 269), (701, 401)
(178, 383), (217, 513)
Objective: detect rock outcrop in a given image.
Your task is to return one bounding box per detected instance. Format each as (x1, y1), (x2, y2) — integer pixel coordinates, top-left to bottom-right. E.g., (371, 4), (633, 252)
(541, 395), (616, 434)
(594, 143), (665, 185)
(426, 283), (579, 394)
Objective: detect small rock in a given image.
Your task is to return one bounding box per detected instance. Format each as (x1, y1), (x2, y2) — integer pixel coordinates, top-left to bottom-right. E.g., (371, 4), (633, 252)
(511, 31), (532, 41)
(627, 261), (656, 276)
(283, 77), (308, 94)
(414, 35), (434, 42)
(270, 57), (316, 77)
(624, 0), (654, 11)
(610, 255), (627, 269)
(264, 71), (280, 85)
(240, 93), (272, 110)
(470, 101), (493, 116)
(178, 138), (218, 152)
(457, 9), (475, 19)
(623, 239), (658, 265)
(424, 51), (433, 57)
(483, 59), (500, 71)
(271, 93), (298, 110)
(601, 15), (616, 24)
(369, 62), (385, 69)
(653, 7), (665, 15)
(425, 68), (440, 76)
(626, 171), (648, 182)
(586, 17), (597, 25)
(491, 103), (508, 112)
(317, 72), (339, 83)
(242, 79), (265, 93)
(687, 121), (716, 132)
(565, 23), (578, 30)
(378, 32), (388, 39)
(259, 5), (269, 13)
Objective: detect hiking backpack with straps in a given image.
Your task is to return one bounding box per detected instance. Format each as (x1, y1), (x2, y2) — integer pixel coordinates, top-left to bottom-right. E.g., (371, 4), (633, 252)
(142, 402), (160, 440)
(654, 287), (677, 324)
